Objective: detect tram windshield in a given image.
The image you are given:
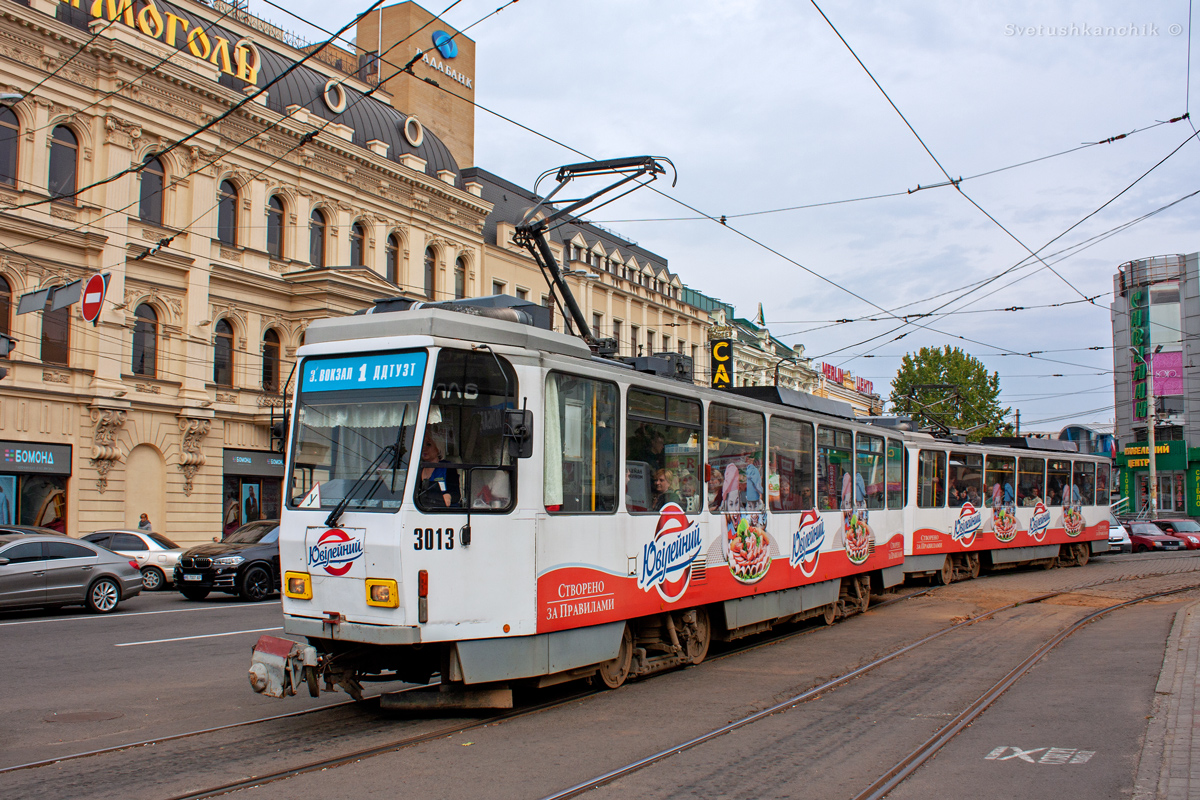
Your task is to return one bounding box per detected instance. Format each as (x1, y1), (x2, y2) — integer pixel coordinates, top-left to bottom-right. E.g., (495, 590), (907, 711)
(288, 351), (426, 512)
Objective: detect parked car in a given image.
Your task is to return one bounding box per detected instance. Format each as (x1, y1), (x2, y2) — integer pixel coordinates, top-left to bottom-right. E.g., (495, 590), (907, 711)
(1107, 514), (1132, 554)
(0, 525), (67, 536)
(174, 520), (280, 602)
(0, 533), (141, 613)
(81, 530), (184, 591)
(1150, 519), (1200, 550)
(1128, 522), (1187, 553)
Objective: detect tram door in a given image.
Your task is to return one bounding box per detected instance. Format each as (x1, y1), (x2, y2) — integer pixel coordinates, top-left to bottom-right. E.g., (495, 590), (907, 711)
(911, 449), (948, 555)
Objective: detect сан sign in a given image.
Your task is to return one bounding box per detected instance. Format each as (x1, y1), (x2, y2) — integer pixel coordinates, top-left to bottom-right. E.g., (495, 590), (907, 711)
(710, 340), (732, 389)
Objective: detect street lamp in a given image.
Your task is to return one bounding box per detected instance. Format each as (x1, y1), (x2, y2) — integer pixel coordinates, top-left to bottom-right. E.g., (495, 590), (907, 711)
(1130, 344), (1163, 519)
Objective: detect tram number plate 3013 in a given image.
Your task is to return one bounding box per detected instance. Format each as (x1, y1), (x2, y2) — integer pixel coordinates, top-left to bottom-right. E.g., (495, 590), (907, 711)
(413, 527), (455, 551)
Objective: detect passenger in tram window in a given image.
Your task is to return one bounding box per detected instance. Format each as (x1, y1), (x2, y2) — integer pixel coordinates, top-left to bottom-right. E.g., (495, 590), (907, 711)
(776, 474), (803, 511)
(417, 429), (461, 508)
(679, 472), (701, 513)
(651, 468), (680, 511)
(800, 485), (814, 510)
(743, 452), (763, 508)
(707, 469), (724, 512)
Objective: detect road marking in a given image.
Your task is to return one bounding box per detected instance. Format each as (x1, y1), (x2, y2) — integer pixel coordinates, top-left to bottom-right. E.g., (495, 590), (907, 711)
(985, 746), (1095, 764)
(114, 626), (283, 647)
(0, 601), (280, 627)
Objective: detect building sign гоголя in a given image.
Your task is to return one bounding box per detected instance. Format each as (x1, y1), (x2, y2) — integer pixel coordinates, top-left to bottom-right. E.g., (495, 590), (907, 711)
(0, 441), (72, 475)
(60, 0), (261, 85)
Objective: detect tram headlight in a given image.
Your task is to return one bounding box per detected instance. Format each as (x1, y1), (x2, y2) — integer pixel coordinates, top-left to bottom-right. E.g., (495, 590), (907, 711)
(284, 571), (312, 599)
(366, 578), (399, 608)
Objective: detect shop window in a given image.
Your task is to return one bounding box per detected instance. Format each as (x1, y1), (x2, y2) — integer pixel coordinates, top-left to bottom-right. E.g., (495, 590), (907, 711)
(454, 257), (465, 299)
(213, 319), (234, 386)
(1073, 461), (1096, 505)
(0, 274), (10, 339)
(544, 373), (618, 513)
(217, 180), (238, 246)
(40, 300), (69, 366)
(139, 156), (165, 226)
(309, 208), (326, 266)
(1017, 457), (1045, 506)
(917, 450), (946, 508)
(948, 451), (983, 507)
(262, 329), (280, 393)
(856, 433), (885, 510)
(769, 416), (814, 511)
(224, 476), (281, 536)
(985, 455), (1016, 508)
(708, 404), (764, 513)
(386, 234), (399, 283)
(131, 303), (158, 377)
(349, 221), (365, 266)
(0, 107), (16, 187)
(415, 349), (518, 512)
(817, 426), (852, 511)
(1046, 459), (1071, 506)
(886, 439), (906, 509)
(48, 126), (77, 201)
(626, 389), (701, 514)
(424, 247), (435, 299)
(18, 474), (67, 532)
(266, 195), (284, 259)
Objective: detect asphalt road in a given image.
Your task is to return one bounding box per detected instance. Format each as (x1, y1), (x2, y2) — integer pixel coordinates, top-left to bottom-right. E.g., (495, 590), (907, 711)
(2, 552), (1197, 800)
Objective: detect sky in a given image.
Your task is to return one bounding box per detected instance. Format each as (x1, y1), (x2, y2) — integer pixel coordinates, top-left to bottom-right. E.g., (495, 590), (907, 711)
(262, 0), (1200, 432)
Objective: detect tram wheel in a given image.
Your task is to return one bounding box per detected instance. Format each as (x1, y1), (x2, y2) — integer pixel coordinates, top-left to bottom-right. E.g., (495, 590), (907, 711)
(1073, 543), (1089, 567)
(934, 556), (954, 586)
(598, 624), (633, 689)
(967, 552), (981, 580)
(822, 603), (837, 625)
(684, 608), (711, 665)
(305, 665), (320, 698)
(854, 575), (870, 614)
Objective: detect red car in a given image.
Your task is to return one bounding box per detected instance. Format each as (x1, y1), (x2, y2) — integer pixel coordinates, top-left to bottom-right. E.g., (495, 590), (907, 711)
(1151, 519), (1200, 550)
(1128, 522), (1187, 553)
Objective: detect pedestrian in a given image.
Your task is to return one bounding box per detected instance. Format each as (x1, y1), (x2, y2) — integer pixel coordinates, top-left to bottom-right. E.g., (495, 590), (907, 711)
(138, 513), (151, 531)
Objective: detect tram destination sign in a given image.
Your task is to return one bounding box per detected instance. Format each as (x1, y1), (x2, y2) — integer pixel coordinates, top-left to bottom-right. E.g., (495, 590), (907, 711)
(301, 351), (427, 392)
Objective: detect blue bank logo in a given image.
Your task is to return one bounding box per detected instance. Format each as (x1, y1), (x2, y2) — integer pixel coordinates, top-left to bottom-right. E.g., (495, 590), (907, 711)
(432, 30), (458, 59)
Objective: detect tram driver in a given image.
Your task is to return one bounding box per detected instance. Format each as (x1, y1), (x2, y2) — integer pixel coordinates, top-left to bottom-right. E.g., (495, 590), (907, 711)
(417, 426), (461, 508)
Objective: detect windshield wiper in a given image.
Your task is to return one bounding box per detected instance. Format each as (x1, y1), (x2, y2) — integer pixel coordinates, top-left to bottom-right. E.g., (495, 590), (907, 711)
(324, 426), (407, 528)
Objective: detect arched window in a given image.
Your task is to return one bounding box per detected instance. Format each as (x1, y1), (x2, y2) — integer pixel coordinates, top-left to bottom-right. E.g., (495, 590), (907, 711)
(423, 247), (435, 299)
(350, 221), (365, 266)
(386, 233), (399, 284)
(309, 209), (326, 267)
(217, 180), (238, 246)
(213, 319), (234, 386)
(262, 329), (280, 393)
(0, 107), (18, 187)
(48, 126), (77, 202)
(454, 257), (466, 299)
(0, 275), (10, 339)
(139, 156), (164, 226)
(266, 195), (284, 259)
(131, 304), (158, 377)
(41, 298), (69, 365)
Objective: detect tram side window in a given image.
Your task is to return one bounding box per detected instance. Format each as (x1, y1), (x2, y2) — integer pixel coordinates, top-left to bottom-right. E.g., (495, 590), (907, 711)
(1018, 457), (1045, 506)
(856, 433), (885, 510)
(886, 440), (906, 509)
(1096, 461), (1111, 505)
(416, 350), (518, 513)
(1073, 461), (1096, 505)
(817, 427), (853, 511)
(626, 390), (701, 514)
(1046, 460), (1071, 506)
(985, 455), (1016, 508)
(917, 450), (946, 508)
(544, 373), (618, 514)
(948, 451), (983, 507)
(708, 404), (765, 513)
(768, 416), (814, 512)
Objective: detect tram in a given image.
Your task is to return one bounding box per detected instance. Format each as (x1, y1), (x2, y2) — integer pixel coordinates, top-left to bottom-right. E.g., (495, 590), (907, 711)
(247, 157), (1110, 706)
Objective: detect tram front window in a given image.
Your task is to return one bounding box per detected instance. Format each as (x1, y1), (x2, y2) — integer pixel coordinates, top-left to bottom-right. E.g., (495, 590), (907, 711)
(288, 351), (426, 512)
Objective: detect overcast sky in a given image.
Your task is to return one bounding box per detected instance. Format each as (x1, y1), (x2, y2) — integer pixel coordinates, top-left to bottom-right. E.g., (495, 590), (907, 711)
(267, 0), (1200, 431)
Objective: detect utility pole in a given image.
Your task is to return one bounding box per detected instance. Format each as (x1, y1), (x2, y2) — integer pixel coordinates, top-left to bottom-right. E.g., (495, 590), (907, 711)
(1015, 409), (1020, 436)
(1147, 348), (1158, 520)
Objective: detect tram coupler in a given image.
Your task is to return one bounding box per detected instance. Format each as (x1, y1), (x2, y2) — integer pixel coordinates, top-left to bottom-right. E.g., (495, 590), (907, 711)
(248, 634), (318, 698)
(379, 683), (513, 711)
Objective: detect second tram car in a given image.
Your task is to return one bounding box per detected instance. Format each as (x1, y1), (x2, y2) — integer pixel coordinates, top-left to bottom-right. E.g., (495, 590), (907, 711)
(249, 299), (1110, 705)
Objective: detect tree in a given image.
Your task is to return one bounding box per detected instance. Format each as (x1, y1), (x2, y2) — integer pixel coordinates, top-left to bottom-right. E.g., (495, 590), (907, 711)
(889, 346), (1012, 440)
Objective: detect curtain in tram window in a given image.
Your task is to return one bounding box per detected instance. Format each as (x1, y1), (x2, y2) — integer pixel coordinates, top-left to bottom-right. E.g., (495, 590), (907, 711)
(544, 376), (563, 507)
(301, 402), (416, 430)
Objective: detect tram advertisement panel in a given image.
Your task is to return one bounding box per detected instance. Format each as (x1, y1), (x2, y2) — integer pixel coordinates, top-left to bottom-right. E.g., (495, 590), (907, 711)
(910, 500), (1105, 554)
(537, 503), (904, 634)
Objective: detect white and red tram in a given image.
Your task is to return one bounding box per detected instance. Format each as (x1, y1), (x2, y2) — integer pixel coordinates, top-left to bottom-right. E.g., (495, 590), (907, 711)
(248, 299), (1111, 704)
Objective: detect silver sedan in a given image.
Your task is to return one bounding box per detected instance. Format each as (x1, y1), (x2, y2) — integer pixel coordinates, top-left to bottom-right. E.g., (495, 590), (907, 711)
(82, 529), (184, 591)
(0, 534), (142, 613)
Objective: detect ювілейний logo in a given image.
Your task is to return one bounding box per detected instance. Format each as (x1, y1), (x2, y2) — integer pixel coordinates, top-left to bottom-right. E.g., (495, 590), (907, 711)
(1028, 502), (1051, 542)
(637, 503), (702, 603)
(790, 509), (825, 578)
(308, 528), (363, 576)
(952, 502), (982, 547)
(431, 30), (458, 59)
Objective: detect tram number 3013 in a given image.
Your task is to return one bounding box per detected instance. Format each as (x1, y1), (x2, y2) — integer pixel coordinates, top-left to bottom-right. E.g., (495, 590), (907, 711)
(413, 527), (455, 550)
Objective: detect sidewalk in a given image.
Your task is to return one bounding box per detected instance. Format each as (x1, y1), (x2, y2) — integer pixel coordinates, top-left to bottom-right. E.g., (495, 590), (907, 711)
(1135, 599), (1200, 800)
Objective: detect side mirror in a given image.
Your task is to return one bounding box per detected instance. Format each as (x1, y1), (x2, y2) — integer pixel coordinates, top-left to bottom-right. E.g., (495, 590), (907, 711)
(505, 408), (534, 459)
(0, 557), (9, 565)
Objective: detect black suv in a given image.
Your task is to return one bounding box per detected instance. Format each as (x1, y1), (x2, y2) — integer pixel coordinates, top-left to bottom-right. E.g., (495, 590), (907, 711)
(174, 520), (280, 602)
